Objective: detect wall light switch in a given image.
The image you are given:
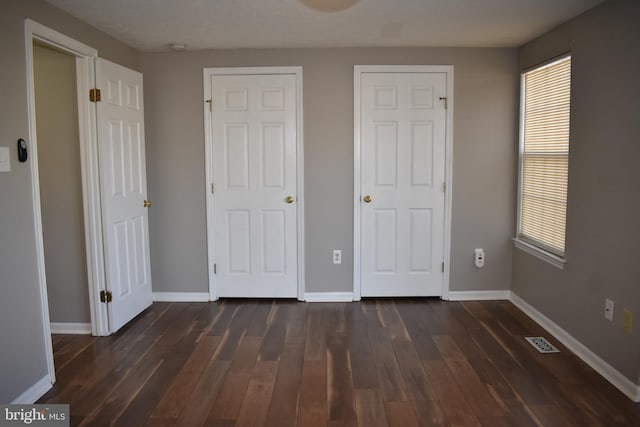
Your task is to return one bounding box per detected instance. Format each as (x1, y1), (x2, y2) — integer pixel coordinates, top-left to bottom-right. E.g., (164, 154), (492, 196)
(0, 147), (10, 172)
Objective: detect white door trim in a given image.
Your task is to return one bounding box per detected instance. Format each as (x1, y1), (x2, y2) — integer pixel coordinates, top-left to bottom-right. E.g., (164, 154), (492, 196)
(25, 20), (109, 390)
(26, 21), (110, 337)
(353, 65), (454, 300)
(203, 66), (305, 301)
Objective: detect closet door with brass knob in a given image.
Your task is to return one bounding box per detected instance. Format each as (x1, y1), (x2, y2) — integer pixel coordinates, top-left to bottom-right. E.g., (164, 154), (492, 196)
(209, 70), (299, 298)
(358, 68), (448, 297)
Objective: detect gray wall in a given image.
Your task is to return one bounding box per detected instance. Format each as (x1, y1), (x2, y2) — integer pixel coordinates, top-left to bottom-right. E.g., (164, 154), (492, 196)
(34, 43), (90, 324)
(0, 0), (139, 403)
(141, 47), (519, 294)
(512, 0), (640, 384)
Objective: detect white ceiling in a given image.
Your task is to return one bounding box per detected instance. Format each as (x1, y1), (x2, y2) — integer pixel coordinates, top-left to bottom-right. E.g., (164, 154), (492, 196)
(45, 0), (604, 52)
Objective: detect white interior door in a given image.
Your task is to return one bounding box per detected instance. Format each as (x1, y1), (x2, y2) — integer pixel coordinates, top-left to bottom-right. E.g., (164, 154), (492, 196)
(210, 72), (298, 298)
(97, 58), (153, 331)
(359, 71), (447, 297)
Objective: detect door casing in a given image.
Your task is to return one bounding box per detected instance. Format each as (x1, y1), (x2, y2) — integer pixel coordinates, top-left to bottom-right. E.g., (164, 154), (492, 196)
(25, 19), (119, 390)
(203, 67), (305, 301)
(353, 65), (454, 300)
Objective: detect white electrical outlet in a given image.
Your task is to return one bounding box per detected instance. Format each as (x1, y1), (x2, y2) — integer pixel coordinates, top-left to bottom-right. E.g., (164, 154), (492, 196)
(474, 248), (485, 268)
(333, 249), (342, 264)
(605, 299), (614, 321)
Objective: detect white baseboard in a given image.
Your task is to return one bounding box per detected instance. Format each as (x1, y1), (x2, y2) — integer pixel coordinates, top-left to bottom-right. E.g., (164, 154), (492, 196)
(50, 322), (91, 334)
(510, 292), (640, 403)
(152, 292), (210, 302)
(12, 375), (53, 404)
(304, 292), (354, 302)
(447, 290), (511, 301)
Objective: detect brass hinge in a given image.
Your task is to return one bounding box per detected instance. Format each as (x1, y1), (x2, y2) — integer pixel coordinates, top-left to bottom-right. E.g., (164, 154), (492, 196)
(99, 290), (112, 303)
(213, 263), (217, 274)
(205, 99), (213, 112)
(439, 96), (448, 109)
(441, 262), (445, 273)
(90, 88), (101, 103)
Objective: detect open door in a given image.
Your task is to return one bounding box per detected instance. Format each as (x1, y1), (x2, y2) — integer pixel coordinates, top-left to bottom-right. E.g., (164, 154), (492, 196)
(96, 58), (153, 332)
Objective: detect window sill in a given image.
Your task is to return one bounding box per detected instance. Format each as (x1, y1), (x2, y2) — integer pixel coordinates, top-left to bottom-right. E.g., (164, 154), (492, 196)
(513, 238), (566, 270)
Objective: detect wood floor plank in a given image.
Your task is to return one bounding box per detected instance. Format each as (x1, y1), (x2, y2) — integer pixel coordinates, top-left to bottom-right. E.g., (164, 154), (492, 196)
(391, 338), (436, 402)
(151, 335), (221, 419)
(51, 334), (97, 371)
(207, 372), (251, 421)
(245, 301), (274, 337)
(326, 303), (348, 336)
(450, 332), (488, 361)
(83, 352), (164, 425)
(112, 338), (198, 426)
(208, 301), (242, 336)
(174, 360), (231, 426)
(433, 336), (505, 418)
(394, 300), (442, 361)
(375, 300), (410, 341)
(215, 303), (257, 360)
(327, 335), (357, 422)
(354, 389), (389, 427)
(285, 307), (308, 344)
(528, 404), (574, 427)
(229, 336), (264, 374)
(304, 306), (326, 361)
(45, 332), (161, 411)
(297, 360), (328, 427)
(368, 327), (409, 403)
(423, 359), (481, 426)
(208, 336), (263, 421)
(348, 320), (380, 389)
(467, 325), (552, 406)
(411, 396), (449, 426)
(467, 357), (540, 426)
(40, 300), (640, 427)
(265, 343), (304, 427)
(235, 360), (279, 427)
(144, 416), (178, 427)
(259, 304), (289, 361)
(384, 401), (419, 427)
(359, 301), (384, 329)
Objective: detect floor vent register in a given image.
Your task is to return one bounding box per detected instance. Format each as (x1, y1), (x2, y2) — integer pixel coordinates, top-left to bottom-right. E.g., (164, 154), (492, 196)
(525, 336), (560, 353)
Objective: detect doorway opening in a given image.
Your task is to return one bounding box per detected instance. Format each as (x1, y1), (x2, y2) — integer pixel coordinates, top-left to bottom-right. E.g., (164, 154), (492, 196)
(33, 41), (92, 335)
(25, 20), (108, 391)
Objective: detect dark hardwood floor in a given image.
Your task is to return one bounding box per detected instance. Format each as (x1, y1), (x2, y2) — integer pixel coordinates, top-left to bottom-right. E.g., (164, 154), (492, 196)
(39, 299), (640, 426)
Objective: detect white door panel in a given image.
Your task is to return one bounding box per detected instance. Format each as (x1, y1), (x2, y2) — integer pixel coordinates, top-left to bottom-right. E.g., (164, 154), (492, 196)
(211, 73), (298, 298)
(97, 58), (152, 331)
(360, 72), (446, 297)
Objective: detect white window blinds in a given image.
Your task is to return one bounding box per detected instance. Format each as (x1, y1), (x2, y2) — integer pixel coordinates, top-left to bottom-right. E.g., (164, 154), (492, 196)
(519, 56), (571, 256)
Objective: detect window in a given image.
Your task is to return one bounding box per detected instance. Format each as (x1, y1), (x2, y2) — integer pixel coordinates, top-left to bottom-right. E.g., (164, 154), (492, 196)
(516, 55), (571, 267)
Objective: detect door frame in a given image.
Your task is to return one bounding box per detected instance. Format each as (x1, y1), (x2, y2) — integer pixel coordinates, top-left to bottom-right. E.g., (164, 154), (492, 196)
(353, 65), (454, 301)
(203, 67), (305, 301)
(25, 21), (111, 380)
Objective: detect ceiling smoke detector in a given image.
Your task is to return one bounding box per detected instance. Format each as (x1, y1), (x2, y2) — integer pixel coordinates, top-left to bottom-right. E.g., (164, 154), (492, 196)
(300, 0), (359, 12)
(169, 42), (186, 51)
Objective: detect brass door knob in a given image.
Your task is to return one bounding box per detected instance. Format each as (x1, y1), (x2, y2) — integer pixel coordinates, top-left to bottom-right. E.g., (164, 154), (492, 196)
(143, 199), (152, 208)
(285, 196), (295, 204)
(363, 195), (372, 203)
